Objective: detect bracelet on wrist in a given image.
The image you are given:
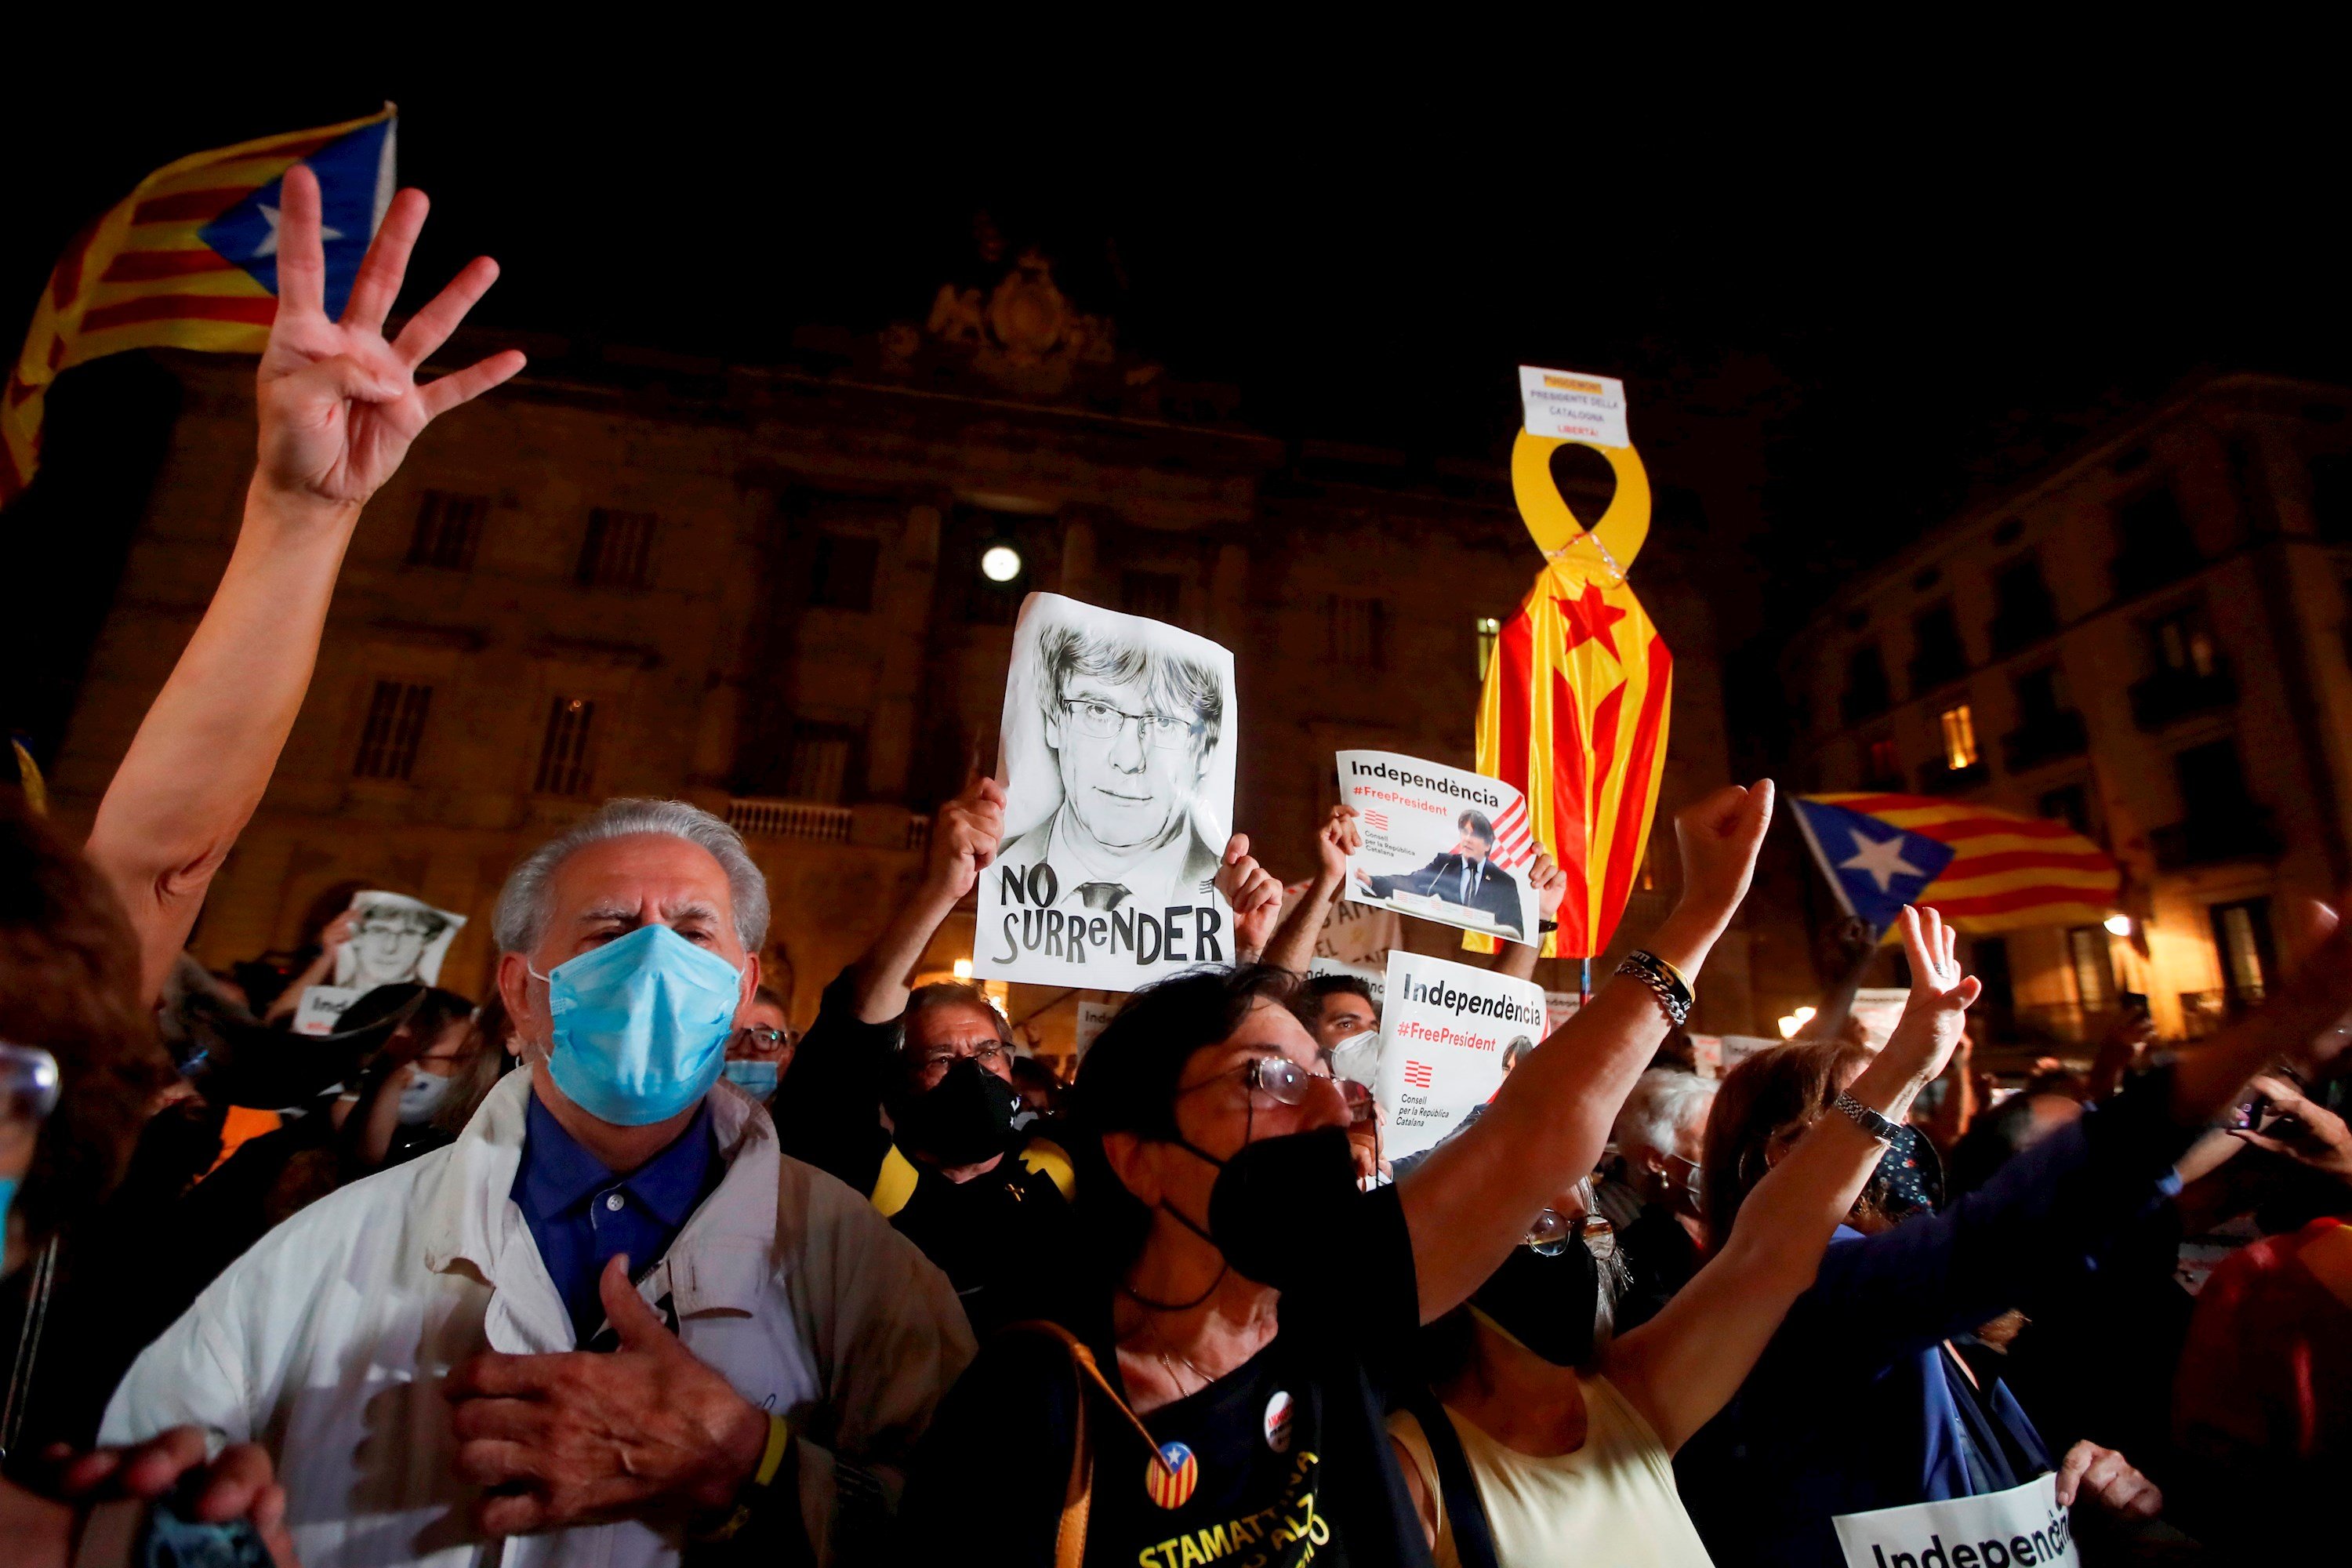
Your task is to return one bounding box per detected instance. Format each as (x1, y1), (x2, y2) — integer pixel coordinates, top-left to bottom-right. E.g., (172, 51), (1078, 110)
(1832, 1091), (1900, 1143)
(693, 1414), (793, 1544)
(1615, 949), (1693, 1027)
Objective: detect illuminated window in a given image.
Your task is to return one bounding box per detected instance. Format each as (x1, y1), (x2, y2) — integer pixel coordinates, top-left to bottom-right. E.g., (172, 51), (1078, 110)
(1327, 595), (1388, 670)
(1475, 616), (1501, 679)
(535, 697), (597, 797)
(406, 491), (488, 571)
(577, 509), (656, 590)
(353, 681), (431, 780)
(2151, 605), (2218, 677)
(1938, 703), (1979, 770)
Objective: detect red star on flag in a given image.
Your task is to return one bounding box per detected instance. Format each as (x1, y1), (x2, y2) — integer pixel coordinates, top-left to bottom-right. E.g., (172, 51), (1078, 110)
(1556, 581), (1628, 659)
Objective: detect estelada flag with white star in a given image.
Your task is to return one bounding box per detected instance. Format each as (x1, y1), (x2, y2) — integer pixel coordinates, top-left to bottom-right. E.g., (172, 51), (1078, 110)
(2, 105), (396, 504)
(1793, 793), (2122, 938)
(1470, 430), (1673, 960)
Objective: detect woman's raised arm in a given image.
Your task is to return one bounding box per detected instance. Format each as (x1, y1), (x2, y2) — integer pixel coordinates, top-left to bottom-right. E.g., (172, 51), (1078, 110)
(1399, 780), (1774, 1321)
(82, 165), (522, 1000)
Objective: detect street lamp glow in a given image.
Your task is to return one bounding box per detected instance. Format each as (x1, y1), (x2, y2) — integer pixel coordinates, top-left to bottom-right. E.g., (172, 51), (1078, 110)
(953, 958), (974, 980)
(2103, 913), (2133, 937)
(1777, 1005), (1817, 1040)
(979, 544), (1022, 583)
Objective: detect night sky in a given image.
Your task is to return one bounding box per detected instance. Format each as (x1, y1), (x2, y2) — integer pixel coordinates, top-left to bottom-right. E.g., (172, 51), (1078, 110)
(6, 71), (2343, 761)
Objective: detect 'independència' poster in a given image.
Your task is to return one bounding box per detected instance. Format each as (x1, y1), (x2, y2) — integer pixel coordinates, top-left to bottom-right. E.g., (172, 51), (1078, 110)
(975, 593), (1240, 991)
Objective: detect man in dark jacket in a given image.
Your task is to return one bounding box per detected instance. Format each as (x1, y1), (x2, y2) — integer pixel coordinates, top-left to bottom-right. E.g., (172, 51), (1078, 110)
(1358, 809), (1523, 936)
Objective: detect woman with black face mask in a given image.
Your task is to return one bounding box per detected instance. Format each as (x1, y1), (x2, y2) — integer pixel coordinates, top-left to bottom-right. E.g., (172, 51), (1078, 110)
(1387, 907), (1979, 1568)
(1672, 894), (2352, 1568)
(898, 782), (1775, 1567)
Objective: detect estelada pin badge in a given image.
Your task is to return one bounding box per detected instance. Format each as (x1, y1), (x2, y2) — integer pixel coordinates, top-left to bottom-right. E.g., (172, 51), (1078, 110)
(1263, 1390), (1295, 1453)
(1145, 1440), (1199, 1509)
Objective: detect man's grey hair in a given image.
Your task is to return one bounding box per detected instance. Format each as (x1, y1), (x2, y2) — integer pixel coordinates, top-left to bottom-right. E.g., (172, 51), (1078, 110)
(1037, 622), (1224, 756)
(492, 798), (771, 956)
(1612, 1068), (1718, 1160)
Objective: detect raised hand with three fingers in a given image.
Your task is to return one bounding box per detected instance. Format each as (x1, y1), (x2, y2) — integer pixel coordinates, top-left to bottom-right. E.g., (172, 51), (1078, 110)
(1215, 833), (1285, 960)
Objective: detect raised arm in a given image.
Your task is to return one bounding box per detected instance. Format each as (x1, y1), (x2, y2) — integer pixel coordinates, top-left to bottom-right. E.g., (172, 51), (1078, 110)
(1491, 852), (1565, 982)
(1607, 906), (1976, 1451)
(1399, 781), (1773, 1320)
(844, 776), (1004, 1022)
(82, 165), (522, 1001)
(1260, 804), (1358, 975)
(1214, 834), (1283, 964)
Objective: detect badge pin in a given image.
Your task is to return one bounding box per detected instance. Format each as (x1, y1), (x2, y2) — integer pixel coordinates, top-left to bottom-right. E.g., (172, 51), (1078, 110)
(1146, 1440), (1199, 1510)
(1263, 1389), (1295, 1453)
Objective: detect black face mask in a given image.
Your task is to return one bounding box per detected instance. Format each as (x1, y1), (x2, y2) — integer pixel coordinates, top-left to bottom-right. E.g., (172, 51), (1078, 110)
(1470, 1239), (1602, 1367)
(891, 1057), (1020, 1167)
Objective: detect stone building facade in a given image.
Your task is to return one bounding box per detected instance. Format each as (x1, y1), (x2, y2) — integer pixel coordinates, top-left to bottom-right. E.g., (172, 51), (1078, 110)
(48, 267), (1748, 1051)
(1785, 373), (2352, 1046)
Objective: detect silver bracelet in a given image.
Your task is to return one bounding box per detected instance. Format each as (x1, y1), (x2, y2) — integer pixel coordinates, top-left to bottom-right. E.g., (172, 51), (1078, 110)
(1832, 1091), (1898, 1143)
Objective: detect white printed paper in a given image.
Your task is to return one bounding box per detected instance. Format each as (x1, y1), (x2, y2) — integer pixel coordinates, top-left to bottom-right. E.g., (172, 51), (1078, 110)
(1718, 1035), (1780, 1076)
(1518, 365), (1630, 448)
(1338, 750), (1541, 944)
(292, 985), (364, 1038)
(1831, 1472), (2077, 1568)
(1374, 950), (1547, 1161)
(1544, 989), (1582, 1038)
(335, 890), (466, 989)
(1850, 988), (1911, 1051)
(975, 593), (1240, 991)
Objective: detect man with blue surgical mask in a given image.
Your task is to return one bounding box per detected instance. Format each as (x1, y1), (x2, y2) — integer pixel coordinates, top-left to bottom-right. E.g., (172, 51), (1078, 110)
(105, 799), (974, 1568)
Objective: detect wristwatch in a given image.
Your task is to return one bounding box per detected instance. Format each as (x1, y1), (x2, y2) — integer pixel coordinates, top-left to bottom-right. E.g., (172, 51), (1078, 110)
(1832, 1091), (1899, 1143)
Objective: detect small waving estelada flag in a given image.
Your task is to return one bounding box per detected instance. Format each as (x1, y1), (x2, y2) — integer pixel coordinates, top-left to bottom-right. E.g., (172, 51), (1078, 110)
(1792, 793), (2122, 938)
(2, 105), (397, 505)
(1471, 431), (1672, 960)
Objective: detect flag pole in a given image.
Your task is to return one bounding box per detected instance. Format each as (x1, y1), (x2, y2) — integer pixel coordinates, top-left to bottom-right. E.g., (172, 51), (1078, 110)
(1579, 956), (1592, 1006)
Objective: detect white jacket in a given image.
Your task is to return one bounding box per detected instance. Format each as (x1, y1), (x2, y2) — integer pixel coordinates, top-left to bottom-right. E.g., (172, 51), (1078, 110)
(102, 1072), (975, 1567)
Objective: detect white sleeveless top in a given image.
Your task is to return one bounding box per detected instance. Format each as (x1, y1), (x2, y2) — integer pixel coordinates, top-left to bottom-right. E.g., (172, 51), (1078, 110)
(1389, 1374), (1715, 1568)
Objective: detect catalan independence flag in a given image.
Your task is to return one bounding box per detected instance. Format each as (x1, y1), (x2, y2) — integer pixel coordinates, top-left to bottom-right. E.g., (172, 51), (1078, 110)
(1792, 793), (2123, 938)
(1473, 551), (1674, 959)
(2, 106), (397, 504)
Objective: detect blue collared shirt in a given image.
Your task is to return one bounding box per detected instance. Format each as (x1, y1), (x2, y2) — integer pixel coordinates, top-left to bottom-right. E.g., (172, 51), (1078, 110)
(512, 1090), (720, 1347)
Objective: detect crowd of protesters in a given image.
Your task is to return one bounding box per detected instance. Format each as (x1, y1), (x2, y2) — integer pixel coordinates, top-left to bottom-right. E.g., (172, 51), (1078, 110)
(2, 165), (2349, 1568)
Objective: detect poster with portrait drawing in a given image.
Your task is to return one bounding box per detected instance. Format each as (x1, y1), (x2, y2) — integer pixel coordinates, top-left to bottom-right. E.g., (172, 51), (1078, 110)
(292, 890), (468, 1036)
(975, 593), (1239, 991)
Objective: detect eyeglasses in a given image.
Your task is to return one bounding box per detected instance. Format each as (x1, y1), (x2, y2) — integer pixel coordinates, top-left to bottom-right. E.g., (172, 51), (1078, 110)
(1060, 698), (1201, 751)
(915, 1040), (1011, 1075)
(731, 1024), (789, 1055)
(1523, 1207), (1617, 1262)
(1180, 1054), (1334, 1107)
(0, 1042), (61, 1124)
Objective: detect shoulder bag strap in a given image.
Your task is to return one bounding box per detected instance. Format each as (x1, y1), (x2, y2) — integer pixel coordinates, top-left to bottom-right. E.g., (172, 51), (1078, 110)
(1010, 1320), (1185, 1568)
(1400, 1382), (1503, 1568)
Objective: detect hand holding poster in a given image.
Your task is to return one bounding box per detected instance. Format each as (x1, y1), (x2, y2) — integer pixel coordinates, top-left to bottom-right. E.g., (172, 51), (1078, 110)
(294, 890), (469, 1036)
(975, 593), (1240, 991)
(1338, 750), (1540, 943)
(1375, 949), (1548, 1162)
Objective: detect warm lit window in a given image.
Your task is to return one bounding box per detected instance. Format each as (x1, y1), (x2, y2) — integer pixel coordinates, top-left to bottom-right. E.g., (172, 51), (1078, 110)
(1475, 616), (1501, 680)
(406, 492), (488, 571)
(2067, 926), (2115, 1010)
(1327, 595), (1388, 670)
(1939, 703), (1979, 770)
(353, 681), (431, 781)
(2151, 606), (2217, 677)
(535, 697), (597, 796)
(577, 509), (656, 590)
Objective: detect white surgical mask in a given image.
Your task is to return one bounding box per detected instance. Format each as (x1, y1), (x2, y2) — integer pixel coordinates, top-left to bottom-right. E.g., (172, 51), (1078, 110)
(397, 1069), (456, 1125)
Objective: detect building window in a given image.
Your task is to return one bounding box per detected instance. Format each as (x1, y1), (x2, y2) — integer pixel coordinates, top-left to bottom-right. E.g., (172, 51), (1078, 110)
(2150, 604), (2219, 677)
(2112, 485), (2199, 597)
(1841, 643), (1891, 724)
(810, 533), (880, 612)
(576, 509), (656, 590)
(352, 681), (431, 781)
(2209, 897), (2275, 1008)
(1989, 556), (2059, 652)
(2174, 737), (2252, 818)
(1120, 570), (1182, 622)
(1938, 703), (1979, 770)
(535, 697), (597, 797)
(1864, 739), (1904, 791)
(782, 723), (858, 804)
(406, 491), (488, 571)
(2311, 452), (2352, 543)
(1971, 935), (2014, 1014)
(1327, 594), (1388, 670)
(2013, 664), (2070, 724)
(2067, 926), (2116, 1011)
(1907, 601), (1967, 691)
(2040, 783), (2091, 837)
(1475, 616), (1501, 680)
